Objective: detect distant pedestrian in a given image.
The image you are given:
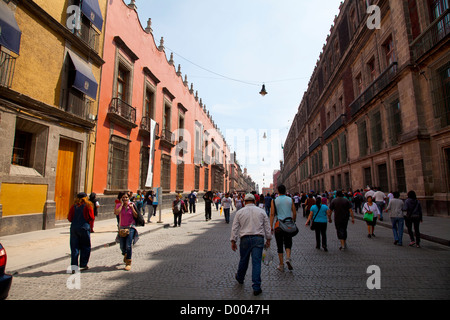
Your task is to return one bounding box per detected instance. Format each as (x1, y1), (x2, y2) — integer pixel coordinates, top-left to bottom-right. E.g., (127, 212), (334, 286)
(203, 191), (213, 221)
(353, 189), (363, 214)
(221, 193), (234, 224)
(114, 192), (139, 271)
(303, 194), (316, 219)
(373, 188), (387, 221)
(403, 190), (423, 248)
(363, 195), (380, 238)
(305, 196), (331, 251)
(68, 192), (95, 272)
(234, 193), (244, 211)
(270, 185), (297, 271)
(231, 193), (272, 296)
(145, 190), (154, 223)
(172, 194), (184, 227)
(188, 190), (197, 213)
(264, 193), (272, 217)
(329, 190), (354, 251)
(89, 193), (100, 218)
(135, 190), (144, 216)
(385, 191), (404, 246)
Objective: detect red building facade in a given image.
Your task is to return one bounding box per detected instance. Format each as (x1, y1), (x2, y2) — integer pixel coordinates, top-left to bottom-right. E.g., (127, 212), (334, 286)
(92, 0), (241, 211)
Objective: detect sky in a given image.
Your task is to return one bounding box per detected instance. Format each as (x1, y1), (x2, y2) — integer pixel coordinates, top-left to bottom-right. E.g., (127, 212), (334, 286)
(135, 0), (342, 192)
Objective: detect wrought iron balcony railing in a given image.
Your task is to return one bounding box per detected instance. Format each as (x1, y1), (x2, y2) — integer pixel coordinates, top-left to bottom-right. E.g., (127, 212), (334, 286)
(0, 51), (16, 88)
(350, 62), (398, 117)
(411, 9), (449, 61)
(66, 91), (94, 120)
(108, 98), (137, 129)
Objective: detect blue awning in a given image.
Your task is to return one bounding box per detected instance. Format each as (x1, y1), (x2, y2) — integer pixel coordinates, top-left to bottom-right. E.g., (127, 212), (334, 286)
(0, 1), (22, 54)
(81, 0), (103, 32)
(68, 52), (98, 100)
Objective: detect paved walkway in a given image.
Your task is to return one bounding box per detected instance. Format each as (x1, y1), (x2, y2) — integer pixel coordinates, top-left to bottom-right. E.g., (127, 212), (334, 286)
(1, 207), (206, 274)
(1, 205), (449, 275)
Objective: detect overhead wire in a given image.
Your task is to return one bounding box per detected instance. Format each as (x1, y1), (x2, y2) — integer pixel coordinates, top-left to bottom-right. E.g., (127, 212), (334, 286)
(165, 45), (308, 87)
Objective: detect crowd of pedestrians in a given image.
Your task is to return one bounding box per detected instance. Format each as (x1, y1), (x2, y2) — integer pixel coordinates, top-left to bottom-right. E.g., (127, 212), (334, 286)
(65, 184), (424, 297)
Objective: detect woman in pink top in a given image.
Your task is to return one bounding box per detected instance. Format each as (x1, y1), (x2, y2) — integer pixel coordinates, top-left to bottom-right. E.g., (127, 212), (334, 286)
(114, 193), (138, 271)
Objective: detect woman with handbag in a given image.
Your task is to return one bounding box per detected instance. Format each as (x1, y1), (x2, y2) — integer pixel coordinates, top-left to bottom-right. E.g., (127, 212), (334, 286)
(305, 197), (331, 252)
(114, 193), (139, 271)
(270, 185), (297, 272)
(363, 195), (380, 239)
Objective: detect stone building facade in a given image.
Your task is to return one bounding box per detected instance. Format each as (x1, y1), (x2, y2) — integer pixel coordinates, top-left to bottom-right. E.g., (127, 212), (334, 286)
(281, 0), (449, 217)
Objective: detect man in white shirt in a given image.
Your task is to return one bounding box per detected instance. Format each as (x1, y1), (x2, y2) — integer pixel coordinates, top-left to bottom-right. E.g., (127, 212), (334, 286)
(373, 188), (387, 221)
(230, 193), (272, 296)
(221, 193), (234, 224)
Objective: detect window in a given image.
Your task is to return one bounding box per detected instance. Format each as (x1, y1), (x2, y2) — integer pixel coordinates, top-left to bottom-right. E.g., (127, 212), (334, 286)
(429, 0), (450, 40)
(204, 168), (209, 191)
(117, 66), (129, 102)
(358, 120), (369, 157)
(340, 133), (348, 164)
(109, 136), (130, 190)
(378, 163), (389, 192)
(195, 165), (200, 190)
(140, 146), (150, 189)
(395, 159), (407, 193)
(429, 0), (449, 21)
(367, 58), (377, 83)
(432, 61), (450, 128)
(356, 73), (363, 96)
(161, 154), (171, 191)
(364, 167), (373, 188)
(176, 162), (185, 192)
(445, 148), (450, 190)
(11, 118), (48, 175)
(383, 37), (396, 67)
(388, 99), (402, 145)
(144, 88), (155, 120)
(370, 110), (383, 153)
(12, 130), (32, 167)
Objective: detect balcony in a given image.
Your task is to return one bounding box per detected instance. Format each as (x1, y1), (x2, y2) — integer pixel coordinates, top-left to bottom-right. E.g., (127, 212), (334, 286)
(411, 9), (449, 62)
(78, 23), (100, 54)
(0, 51), (16, 88)
(160, 127), (175, 148)
(350, 62), (398, 117)
(139, 116), (160, 139)
(309, 137), (321, 154)
(323, 115), (344, 141)
(65, 91), (94, 121)
(107, 98), (137, 130)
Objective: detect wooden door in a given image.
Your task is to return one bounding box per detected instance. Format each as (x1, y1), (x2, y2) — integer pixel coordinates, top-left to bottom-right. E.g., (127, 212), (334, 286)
(55, 138), (78, 220)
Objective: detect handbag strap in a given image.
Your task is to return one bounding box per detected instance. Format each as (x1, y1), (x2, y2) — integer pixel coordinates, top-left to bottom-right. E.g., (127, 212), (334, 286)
(312, 205), (320, 222)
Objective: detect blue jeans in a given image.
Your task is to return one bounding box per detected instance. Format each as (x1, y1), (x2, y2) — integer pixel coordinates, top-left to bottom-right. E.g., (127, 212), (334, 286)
(391, 217), (404, 245)
(376, 201), (385, 219)
(119, 227), (136, 260)
(136, 201), (143, 215)
(224, 208), (231, 223)
(265, 207), (270, 217)
(236, 236), (264, 291)
(70, 227), (91, 268)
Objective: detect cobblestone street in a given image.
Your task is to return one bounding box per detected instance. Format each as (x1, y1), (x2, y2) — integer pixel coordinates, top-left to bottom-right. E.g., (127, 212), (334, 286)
(7, 210), (450, 301)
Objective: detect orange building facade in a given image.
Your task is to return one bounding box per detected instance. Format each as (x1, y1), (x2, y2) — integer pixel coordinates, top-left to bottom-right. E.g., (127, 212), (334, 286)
(92, 0), (244, 211)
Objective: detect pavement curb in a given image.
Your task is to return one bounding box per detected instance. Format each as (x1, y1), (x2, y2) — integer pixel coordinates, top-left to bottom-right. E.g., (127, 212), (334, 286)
(354, 215), (450, 247)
